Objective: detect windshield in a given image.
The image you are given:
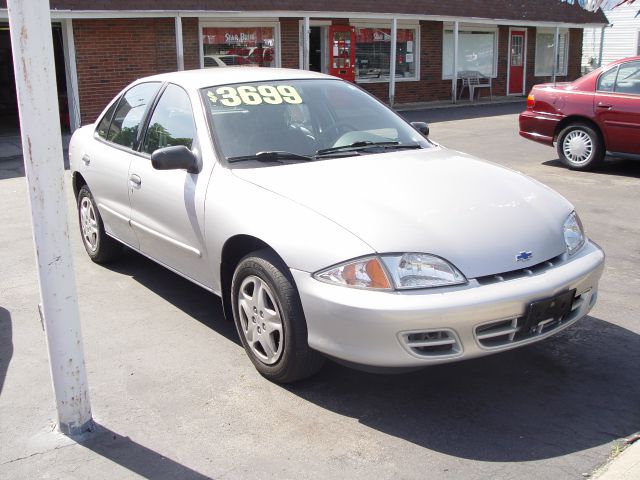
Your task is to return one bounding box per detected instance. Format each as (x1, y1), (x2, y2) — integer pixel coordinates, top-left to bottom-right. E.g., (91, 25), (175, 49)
(201, 79), (431, 161)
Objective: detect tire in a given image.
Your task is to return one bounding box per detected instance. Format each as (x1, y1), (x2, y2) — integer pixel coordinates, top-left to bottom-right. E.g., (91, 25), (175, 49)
(556, 123), (605, 171)
(231, 249), (324, 383)
(77, 185), (123, 263)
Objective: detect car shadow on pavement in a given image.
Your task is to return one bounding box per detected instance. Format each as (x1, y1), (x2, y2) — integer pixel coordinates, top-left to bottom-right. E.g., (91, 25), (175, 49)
(285, 315), (640, 462)
(543, 157), (640, 179)
(0, 307), (13, 394)
(0, 154), (70, 181)
(77, 423), (212, 479)
(103, 249), (240, 346)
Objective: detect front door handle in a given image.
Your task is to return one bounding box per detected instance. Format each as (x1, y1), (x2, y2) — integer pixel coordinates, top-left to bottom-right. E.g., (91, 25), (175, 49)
(82, 154), (91, 166)
(596, 103), (613, 110)
(129, 174), (141, 188)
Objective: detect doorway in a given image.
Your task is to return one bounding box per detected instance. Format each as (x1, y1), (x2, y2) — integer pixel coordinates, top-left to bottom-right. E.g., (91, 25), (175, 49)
(0, 23), (70, 136)
(309, 26), (329, 74)
(508, 29), (527, 96)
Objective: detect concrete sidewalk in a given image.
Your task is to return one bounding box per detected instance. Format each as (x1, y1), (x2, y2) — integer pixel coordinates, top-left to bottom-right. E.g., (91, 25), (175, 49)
(595, 437), (640, 480)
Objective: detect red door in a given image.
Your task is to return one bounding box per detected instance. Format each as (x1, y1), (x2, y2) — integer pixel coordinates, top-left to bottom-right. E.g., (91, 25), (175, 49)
(328, 25), (356, 82)
(508, 30), (526, 95)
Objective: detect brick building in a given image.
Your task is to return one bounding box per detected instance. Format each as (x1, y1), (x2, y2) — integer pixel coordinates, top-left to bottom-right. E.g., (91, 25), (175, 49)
(0, 1), (607, 131)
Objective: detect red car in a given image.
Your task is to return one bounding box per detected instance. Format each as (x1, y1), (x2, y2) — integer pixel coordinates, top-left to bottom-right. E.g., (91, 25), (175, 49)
(519, 56), (640, 170)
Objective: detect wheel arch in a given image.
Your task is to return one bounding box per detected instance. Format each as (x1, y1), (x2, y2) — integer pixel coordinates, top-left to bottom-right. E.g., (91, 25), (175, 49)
(219, 234), (286, 321)
(72, 171), (88, 199)
(554, 116), (605, 147)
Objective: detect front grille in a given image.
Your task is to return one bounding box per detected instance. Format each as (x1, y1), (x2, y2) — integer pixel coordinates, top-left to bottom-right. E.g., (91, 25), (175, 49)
(398, 329), (462, 358)
(475, 254), (565, 286)
(475, 290), (588, 348)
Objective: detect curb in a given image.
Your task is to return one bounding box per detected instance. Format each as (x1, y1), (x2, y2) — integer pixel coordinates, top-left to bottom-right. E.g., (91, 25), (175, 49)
(592, 435), (640, 480)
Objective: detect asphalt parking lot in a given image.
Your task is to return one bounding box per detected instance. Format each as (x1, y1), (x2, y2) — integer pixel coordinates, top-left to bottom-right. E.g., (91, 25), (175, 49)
(1, 102), (639, 479)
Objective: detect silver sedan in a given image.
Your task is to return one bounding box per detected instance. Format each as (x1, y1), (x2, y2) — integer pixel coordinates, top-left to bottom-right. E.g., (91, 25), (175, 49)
(69, 68), (605, 383)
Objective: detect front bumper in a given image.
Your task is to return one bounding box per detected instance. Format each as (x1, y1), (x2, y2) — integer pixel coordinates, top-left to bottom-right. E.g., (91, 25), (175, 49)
(291, 240), (604, 368)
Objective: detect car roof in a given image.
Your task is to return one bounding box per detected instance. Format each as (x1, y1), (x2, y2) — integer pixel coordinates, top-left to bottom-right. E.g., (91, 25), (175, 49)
(139, 67), (336, 90)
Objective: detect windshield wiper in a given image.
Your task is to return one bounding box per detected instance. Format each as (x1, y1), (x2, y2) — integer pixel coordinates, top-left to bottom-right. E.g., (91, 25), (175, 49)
(227, 151), (314, 163)
(315, 141), (422, 157)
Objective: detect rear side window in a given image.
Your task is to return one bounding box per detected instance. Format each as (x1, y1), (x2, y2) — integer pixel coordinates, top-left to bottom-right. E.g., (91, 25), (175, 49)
(597, 67), (617, 92)
(106, 82), (161, 149)
(142, 84), (196, 154)
(614, 61), (640, 95)
(96, 101), (117, 139)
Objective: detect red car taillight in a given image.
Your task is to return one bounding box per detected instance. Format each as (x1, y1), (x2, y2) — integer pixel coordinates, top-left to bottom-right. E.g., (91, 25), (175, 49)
(526, 93), (535, 109)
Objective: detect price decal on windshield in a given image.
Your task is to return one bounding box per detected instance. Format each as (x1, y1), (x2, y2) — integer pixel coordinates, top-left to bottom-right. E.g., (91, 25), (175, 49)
(207, 85), (303, 107)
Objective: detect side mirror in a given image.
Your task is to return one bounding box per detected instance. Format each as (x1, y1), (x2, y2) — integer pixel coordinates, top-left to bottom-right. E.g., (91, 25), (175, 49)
(411, 121), (429, 137)
(151, 145), (200, 174)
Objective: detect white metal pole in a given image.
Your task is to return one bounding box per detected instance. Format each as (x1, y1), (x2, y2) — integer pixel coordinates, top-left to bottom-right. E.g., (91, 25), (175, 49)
(175, 15), (184, 71)
(452, 21), (459, 103)
(552, 26), (559, 84)
(303, 16), (310, 70)
(7, 0), (92, 436)
(389, 17), (397, 107)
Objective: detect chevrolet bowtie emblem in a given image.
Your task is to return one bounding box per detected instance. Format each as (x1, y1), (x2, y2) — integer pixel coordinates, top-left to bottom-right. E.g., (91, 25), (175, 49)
(516, 251), (533, 262)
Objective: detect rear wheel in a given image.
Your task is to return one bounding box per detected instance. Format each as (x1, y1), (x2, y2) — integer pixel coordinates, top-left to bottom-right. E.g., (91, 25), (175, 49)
(556, 123), (605, 171)
(77, 185), (122, 263)
(231, 249), (324, 383)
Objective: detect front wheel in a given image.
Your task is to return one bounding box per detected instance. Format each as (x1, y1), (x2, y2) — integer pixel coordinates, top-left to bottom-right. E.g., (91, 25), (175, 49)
(231, 249), (324, 383)
(556, 123), (605, 171)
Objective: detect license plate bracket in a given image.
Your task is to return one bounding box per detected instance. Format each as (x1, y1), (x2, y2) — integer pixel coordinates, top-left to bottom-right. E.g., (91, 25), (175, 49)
(518, 289), (576, 338)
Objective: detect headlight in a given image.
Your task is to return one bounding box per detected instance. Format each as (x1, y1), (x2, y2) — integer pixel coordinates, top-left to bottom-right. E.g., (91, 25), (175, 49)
(314, 256), (392, 290)
(314, 253), (466, 290)
(563, 211), (585, 255)
(381, 253), (466, 289)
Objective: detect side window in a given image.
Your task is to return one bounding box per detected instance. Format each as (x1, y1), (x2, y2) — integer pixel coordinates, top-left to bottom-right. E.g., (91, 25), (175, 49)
(107, 82), (161, 149)
(142, 84), (196, 154)
(96, 101), (117, 139)
(597, 67), (618, 93)
(614, 61), (640, 95)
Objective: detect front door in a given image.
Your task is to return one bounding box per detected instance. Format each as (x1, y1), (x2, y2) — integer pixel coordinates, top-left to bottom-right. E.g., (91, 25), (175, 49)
(508, 30), (526, 95)
(129, 83), (213, 287)
(594, 59), (640, 154)
(328, 25), (356, 82)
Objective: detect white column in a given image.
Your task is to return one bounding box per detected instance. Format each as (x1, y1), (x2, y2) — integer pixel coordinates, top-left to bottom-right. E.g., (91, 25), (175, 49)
(303, 16), (310, 70)
(175, 15), (184, 71)
(389, 17), (397, 107)
(61, 19), (81, 131)
(452, 21), (459, 102)
(7, 0), (92, 436)
(552, 26), (559, 84)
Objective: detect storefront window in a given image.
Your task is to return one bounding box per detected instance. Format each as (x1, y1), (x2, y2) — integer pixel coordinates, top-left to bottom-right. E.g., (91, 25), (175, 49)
(354, 27), (418, 81)
(202, 26), (276, 68)
(535, 31), (569, 76)
(442, 29), (497, 78)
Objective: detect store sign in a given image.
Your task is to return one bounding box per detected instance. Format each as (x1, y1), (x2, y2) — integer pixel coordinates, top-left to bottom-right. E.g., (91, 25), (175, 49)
(203, 27), (274, 46)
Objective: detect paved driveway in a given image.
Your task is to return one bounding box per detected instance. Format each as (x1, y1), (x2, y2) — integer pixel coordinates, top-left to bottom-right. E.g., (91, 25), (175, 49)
(1, 103), (638, 479)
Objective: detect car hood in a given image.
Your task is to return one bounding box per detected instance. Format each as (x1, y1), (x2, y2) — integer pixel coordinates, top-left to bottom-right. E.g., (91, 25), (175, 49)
(231, 148), (573, 278)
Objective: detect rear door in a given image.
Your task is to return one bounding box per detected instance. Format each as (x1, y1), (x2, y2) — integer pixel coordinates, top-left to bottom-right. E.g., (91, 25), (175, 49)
(594, 60), (640, 154)
(85, 82), (161, 248)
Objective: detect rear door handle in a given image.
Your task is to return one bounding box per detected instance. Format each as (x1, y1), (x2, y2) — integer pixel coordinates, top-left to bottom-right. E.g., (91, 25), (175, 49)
(129, 174), (141, 188)
(82, 154), (91, 165)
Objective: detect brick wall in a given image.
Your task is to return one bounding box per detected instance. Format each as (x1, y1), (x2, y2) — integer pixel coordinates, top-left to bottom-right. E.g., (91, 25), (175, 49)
(73, 17), (586, 123)
(280, 18), (300, 69)
(74, 18), (179, 124)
